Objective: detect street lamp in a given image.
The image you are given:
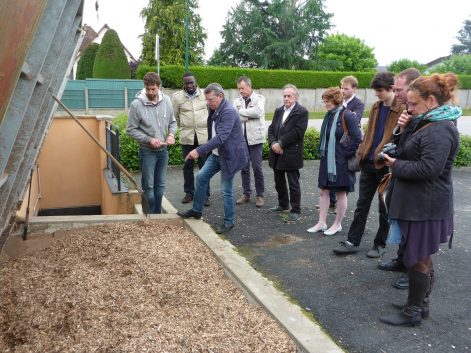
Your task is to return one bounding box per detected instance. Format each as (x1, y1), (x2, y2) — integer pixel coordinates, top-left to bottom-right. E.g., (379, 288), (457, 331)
(185, 0), (189, 71)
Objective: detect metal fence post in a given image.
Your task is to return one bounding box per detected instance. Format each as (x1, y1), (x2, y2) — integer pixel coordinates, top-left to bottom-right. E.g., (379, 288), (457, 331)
(124, 87), (128, 113)
(84, 87), (89, 114)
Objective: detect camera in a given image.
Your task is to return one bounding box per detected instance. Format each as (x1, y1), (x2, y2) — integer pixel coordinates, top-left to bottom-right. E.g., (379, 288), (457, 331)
(377, 142), (398, 162)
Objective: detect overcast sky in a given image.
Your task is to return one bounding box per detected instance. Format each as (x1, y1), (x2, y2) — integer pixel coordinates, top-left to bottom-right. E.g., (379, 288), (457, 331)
(83, 0), (471, 66)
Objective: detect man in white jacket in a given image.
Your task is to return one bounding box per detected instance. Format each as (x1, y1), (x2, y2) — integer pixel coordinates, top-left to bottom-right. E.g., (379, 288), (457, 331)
(172, 72), (210, 206)
(234, 76), (266, 207)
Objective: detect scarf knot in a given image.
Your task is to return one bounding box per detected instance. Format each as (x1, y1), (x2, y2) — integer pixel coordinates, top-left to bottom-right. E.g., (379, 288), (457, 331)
(417, 104), (461, 122)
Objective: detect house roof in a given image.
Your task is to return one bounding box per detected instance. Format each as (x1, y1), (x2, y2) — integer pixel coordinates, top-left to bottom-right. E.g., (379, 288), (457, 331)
(78, 24), (137, 63)
(426, 55), (451, 68)
(79, 24), (99, 54)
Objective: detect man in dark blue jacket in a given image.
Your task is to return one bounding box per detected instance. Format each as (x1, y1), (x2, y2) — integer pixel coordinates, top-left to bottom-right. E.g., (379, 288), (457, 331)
(177, 83), (249, 234)
(341, 75), (365, 124)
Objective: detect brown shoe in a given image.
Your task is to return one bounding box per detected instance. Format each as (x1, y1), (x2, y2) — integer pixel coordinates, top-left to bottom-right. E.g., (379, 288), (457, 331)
(255, 196), (265, 207)
(236, 195), (250, 205)
(182, 194), (193, 203)
(204, 196), (210, 207)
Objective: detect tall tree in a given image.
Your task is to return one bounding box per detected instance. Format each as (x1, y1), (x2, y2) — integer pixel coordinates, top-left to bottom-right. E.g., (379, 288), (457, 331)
(76, 43), (100, 80)
(208, 0), (332, 69)
(93, 29), (131, 79)
(451, 18), (471, 55)
(387, 58), (426, 74)
(313, 34), (377, 71)
(140, 0), (206, 66)
(430, 54), (471, 75)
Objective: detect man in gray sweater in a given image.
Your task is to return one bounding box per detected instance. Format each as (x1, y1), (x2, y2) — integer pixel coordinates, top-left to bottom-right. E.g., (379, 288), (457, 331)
(126, 72), (177, 213)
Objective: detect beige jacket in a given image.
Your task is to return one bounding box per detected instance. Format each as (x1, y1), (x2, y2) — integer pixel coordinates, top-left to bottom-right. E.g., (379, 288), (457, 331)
(233, 92), (266, 145)
(172, 87), (208, 145)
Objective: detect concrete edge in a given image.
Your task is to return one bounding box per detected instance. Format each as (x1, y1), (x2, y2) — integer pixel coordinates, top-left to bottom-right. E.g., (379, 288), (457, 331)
(26, 214), (180, 234)
(182, 218), (344, 353)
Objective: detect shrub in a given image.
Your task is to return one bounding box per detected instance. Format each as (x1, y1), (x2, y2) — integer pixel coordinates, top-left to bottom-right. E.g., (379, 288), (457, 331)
(76, 43), (99, 80)
(114, 114), (140, 171)
(114, 113), (471, 171)
(455, 134), (471, 167)
(93, 29), (131, 79)
(387, 58), (427, 73)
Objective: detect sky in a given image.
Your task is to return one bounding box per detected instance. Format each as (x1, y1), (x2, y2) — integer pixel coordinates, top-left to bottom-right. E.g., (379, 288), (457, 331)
(83, 0), (471, 66)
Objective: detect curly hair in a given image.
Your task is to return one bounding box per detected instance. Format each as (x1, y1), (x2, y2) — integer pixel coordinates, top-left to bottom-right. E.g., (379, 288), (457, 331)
(321, 87), (343, 106)
(143, 72), (161, 86)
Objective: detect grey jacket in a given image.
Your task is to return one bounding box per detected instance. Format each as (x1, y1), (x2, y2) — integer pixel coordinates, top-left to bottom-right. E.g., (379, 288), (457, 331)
(234, 92), (266, 145)
(126, 89), (177, 150)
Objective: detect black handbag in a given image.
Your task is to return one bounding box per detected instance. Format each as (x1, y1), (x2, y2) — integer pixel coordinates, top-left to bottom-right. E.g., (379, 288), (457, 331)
(340, 111), (360, 172)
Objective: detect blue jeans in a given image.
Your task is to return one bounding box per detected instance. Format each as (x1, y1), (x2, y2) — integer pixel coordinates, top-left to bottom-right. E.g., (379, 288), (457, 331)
(193, 154), (234, 225)
(139, 147), (169, 214)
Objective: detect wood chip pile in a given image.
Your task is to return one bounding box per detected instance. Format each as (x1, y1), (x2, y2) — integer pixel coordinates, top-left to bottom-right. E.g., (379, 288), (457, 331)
(0, 221), (296, 352)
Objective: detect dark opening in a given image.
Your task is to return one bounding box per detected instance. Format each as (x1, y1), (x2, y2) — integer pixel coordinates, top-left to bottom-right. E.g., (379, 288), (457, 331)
(38, 205), (102, 216)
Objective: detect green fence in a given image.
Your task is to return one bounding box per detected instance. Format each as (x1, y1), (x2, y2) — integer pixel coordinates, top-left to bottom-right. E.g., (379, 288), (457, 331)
(60, 79), (144, 110)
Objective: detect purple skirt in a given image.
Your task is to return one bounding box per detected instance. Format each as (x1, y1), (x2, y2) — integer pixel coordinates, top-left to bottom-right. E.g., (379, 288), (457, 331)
(398, 217), (453, 268)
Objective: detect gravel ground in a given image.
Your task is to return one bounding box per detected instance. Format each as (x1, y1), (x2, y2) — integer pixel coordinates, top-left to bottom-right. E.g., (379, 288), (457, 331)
(0, 220), (296, 352)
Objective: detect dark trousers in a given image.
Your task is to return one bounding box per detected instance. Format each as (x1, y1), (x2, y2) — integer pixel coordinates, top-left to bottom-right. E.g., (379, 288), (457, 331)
(182, 143), (209, 196)
(347, 161), (389, 247)
(241, 143), (264, 197)
(273, 169), (301, 213)
(329, 190), (337, 206)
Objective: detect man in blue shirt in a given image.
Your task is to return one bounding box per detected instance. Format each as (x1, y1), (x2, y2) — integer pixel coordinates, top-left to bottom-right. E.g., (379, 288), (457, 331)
(333, 72), (405, 257)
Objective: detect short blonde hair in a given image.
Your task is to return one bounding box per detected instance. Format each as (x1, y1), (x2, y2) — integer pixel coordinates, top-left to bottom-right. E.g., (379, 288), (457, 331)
(340, 75), (358, 88)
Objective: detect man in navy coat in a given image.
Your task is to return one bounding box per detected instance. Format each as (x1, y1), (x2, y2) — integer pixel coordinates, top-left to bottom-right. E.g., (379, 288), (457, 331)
(268, 84), (308, 222)
(341, 75), (365, 124)
(178, 83), (249, 234)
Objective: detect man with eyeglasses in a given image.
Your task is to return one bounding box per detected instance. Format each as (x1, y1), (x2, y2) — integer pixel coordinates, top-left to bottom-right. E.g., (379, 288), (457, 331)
(177, 83), (249, 234)
(377, 68), (421, 290)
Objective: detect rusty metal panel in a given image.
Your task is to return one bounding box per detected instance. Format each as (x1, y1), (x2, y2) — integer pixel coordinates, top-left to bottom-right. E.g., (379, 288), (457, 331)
(0, 0), (84, 238)
(0, 0), (47, 124)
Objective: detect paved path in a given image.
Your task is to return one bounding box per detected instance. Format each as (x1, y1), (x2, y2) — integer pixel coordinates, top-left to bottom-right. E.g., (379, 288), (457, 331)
(344, 116), (471, 136)
(265, 116), (471, 136)
(164, 161), (471, 353)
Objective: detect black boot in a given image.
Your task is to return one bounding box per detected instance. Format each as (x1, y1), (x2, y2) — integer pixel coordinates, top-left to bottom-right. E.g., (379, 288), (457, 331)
(380, 270), (430, 327)
(391, 300), (429, 319)
(391, 267), (435, 319)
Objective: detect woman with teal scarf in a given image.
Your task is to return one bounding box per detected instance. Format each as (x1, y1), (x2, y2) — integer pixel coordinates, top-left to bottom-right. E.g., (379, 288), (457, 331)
(380, 73), (461, 327)
(307, 88), (362, 235)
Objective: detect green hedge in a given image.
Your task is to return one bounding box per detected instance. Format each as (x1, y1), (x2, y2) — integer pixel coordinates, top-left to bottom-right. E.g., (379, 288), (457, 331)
(136, 64), (471, 90)
(455, 134), (471, 167)
(114, 114), (471, 171)
(114, 114), (321, 170)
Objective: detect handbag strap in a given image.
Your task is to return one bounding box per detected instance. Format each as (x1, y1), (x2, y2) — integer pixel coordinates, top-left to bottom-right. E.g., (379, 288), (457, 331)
(340, 110), (348, 135)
